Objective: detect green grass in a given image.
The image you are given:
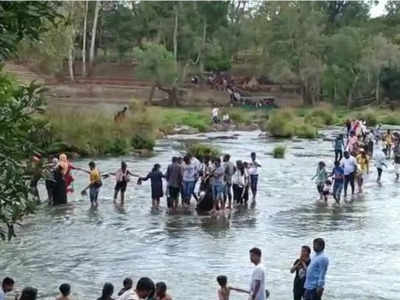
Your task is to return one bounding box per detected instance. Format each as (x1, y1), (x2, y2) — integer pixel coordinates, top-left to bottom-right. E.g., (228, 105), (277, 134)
(273, 145), (286, 158)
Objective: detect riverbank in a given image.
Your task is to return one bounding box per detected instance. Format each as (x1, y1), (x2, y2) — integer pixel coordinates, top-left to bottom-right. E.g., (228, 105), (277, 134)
(42, 103), (400, 157)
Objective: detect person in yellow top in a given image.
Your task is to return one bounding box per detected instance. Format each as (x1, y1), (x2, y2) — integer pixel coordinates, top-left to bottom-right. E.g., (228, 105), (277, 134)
(356, 150), (369, 194)
(384, 129), (393, 159)
(80, 161), (102, 207)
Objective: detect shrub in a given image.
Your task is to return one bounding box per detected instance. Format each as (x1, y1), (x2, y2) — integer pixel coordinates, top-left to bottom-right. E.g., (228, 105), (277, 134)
(181, 113), (210, 132)
(380, 112), (400, 125)
(295, 123), (318, 139)
(266, 110), (295, 138)
(131, 133), (155, 150)
(352, 110), (378, 127)
(187, 143), (220, 159)
(273, 145), (286, 158)
(305, 109), (336, 127)
(107, 137), (129, 155)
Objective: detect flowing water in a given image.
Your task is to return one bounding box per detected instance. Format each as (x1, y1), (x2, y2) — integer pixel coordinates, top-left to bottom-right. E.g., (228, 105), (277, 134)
(1, 130), (400, 300)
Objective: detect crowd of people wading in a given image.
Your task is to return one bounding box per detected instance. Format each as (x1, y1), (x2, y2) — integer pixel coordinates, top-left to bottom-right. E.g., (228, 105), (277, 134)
(16, 113), (400, 300)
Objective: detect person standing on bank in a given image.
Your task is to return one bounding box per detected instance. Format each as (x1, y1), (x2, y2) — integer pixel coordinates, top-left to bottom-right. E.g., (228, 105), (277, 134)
(290, 246), (311, 300)
(249, 247), (266, 300)
(304, 238), (329, 300)
(248, 152), (261, 203)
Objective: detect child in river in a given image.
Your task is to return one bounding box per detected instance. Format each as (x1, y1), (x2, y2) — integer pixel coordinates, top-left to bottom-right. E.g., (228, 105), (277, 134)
(80, 161), (102, 208)
(322, 179), (332, 203)
(139, 164), (164, 208)
(312, 161), (328, 201)
(216, 275), (249, 300)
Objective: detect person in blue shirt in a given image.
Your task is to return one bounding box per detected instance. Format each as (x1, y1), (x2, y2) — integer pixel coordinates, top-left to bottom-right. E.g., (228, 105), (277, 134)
(304, 238), (329, 300)
(331, 161), (344, 205)
(333, 134), (345, 162)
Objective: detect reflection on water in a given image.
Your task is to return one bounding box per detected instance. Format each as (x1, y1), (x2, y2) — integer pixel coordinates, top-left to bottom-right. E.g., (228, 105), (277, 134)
(1, 130), (400, 300)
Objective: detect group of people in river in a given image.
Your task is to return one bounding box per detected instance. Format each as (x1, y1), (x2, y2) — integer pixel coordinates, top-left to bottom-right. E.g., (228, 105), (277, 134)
(313, 119), (400, 204)
(1, 237), (329, 300)
(38, 151), (262, 213)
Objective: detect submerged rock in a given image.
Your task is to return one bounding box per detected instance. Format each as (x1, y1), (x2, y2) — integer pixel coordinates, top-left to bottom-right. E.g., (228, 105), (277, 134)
(172, 126), (199, 135)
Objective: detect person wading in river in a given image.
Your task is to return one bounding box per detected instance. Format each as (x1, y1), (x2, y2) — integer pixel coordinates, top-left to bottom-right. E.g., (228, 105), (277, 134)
(304, 238), (329, 300)
(80, 161), (102, 208)
(139, 164), (164, 209)
(331, 161), (344, 205)
(356, 150), (369, 193)
(290, 246), (311, 300)
(165, 157), (182, 210)
(248, 152), (261, 204)
(374, 146), (387, 184)
(312, 161), (328, 201)
(223, 154), (235, 209)
(249, 247), (266, 300)
(341, 151), (357, 198)
(333, 134), (344, 162)
(105, 161), (139, 205)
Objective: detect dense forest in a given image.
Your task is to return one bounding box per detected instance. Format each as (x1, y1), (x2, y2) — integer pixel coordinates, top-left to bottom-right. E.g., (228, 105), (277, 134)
(12, 0), (400, 107)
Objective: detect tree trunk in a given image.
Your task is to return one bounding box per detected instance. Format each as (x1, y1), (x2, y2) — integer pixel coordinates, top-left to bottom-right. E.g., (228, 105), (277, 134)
(68, 44), (74, 82)
(376, 72), (380, 105)
(158, 85), (178, 106)
(148, 84), (156, 105)
(89, 0), (101, 70)
(199, 18), (207, 73)
(173, 5), (178, 61)
(347, 74), (359, 108)
(302, 82), (314, 106)
(82, 0), (88, 77)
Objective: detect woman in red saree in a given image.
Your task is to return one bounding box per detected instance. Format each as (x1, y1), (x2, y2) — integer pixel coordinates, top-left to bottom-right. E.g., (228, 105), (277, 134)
(58, 153), (76, 193)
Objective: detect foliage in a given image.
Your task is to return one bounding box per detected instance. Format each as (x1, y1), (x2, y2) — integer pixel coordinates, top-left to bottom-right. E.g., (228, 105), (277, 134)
(266, 110), (296, 138)
(351, 109), (378, 127)
(295, 123), (318, 139)
(304, 109), (336, 127)
(272, 145), (286, 159)
(131, 134), (155, 151)
(187, 143), (220, 159)
(133, 42), (178, 97)
(0, 74), (48, 240)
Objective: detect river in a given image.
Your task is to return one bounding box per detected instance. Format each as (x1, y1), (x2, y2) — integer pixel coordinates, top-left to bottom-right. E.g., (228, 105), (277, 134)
(1, 130), (399, 300)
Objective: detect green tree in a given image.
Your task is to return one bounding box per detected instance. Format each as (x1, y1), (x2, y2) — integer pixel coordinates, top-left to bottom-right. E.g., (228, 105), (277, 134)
(0, 2), (59, 240)
(133, 43), (178, 105)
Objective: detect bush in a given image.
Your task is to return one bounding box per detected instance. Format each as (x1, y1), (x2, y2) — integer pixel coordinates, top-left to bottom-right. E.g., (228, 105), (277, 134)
(273, 145), (286, 158)
(305, 109), (336, 127)
(352, 110), (378, 127)
(266, 110), (295, 138)
(380, 112), (400, 125)
(187, 143), (220, 159)
(107, 137), (129, 155)
(131, 133), (155, 150)
(295, 123), (318, 139)
(181, 113), (210, 132)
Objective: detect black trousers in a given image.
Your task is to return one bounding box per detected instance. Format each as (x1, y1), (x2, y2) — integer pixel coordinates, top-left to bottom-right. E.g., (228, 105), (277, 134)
(334, 150), (343, 162)
(344, 172), (355, 195)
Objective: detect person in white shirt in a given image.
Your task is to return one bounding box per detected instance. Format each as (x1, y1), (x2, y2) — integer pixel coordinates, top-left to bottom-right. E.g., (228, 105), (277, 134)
(0, 277), (14, 300)
(374, 147), (387, 183)
(248, 152), (262, 203)
(341, 151), (358, 198)
(249, 247), (266, 300)
(212, 107), (219, 124)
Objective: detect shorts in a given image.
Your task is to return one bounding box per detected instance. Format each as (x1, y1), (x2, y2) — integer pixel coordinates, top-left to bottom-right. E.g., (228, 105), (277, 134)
(115, 181), (127, 193)
(317, 183), (324, 194)
(250, 175), (258, 193)
(212, 184), (225, 200)
(89, 186), (100, 203)
(168, 186), (180, 200)
(322, 190), (330, 196)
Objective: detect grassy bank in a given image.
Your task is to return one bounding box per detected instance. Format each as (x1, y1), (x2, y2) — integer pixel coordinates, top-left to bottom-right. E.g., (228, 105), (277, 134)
(42, 103), (400, 156)
(43, 103), (266, 156)
(264, 105), (400, 139)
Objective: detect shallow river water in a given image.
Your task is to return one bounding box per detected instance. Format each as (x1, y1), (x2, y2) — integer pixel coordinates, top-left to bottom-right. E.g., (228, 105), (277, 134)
(1, 130), (400, 300)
